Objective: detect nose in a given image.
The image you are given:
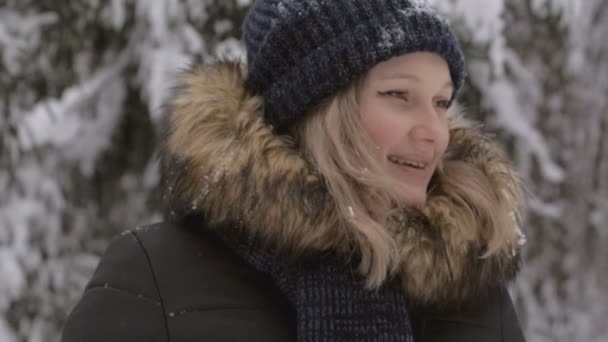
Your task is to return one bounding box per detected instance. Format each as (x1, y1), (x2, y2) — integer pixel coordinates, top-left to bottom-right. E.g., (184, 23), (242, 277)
(410, 103), (445, 145)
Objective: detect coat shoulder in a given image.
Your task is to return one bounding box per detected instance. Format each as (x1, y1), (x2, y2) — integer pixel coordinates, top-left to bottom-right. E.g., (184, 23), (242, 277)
(411, 286), (526, 342)
(63, 219), (295, 342)
(134, 219), (294, 313)
(62, 229), (167, 342)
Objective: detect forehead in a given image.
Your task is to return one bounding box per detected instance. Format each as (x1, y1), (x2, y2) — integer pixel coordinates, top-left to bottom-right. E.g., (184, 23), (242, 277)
(365, 52), (452, 85)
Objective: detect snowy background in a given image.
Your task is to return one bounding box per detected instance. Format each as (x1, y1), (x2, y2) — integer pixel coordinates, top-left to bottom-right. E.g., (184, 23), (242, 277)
(1, 0), (606, 341)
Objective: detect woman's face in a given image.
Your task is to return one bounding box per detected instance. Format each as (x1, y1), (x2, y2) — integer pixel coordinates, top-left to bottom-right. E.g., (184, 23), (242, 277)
(359, 52), (452, 207)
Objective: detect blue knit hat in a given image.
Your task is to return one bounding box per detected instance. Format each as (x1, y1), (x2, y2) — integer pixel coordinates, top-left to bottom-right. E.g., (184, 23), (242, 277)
(242, 0), (465, 132)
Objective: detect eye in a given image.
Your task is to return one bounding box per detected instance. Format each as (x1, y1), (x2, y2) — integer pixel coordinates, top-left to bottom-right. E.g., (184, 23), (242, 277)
(434, 99), (450, 109)
(378, 90), (409, 102)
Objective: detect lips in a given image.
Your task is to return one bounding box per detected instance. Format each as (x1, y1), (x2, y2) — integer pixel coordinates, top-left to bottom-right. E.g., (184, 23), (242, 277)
(387, 155), (430, 170)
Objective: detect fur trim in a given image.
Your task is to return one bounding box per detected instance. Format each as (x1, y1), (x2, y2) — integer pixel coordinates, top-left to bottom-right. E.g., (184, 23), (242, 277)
(161, 61), (524, 307)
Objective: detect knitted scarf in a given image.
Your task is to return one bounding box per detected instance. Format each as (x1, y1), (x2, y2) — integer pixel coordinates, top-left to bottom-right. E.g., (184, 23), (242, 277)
(217, 233), (414, 342)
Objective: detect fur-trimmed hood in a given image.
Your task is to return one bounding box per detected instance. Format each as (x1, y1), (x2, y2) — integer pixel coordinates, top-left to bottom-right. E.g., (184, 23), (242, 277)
(161, 61), (525, 308)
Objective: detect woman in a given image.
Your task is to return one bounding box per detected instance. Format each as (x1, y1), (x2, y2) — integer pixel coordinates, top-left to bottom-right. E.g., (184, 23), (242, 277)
(63, 0), (527, 341)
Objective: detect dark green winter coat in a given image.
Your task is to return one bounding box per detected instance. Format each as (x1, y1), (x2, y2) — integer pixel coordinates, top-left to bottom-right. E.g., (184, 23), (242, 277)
(62, 62), (527, 341)
(62, 219), (525, 341)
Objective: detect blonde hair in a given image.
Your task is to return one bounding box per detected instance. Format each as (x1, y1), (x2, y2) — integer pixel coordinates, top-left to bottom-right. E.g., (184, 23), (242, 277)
(294, 77), (517, 288)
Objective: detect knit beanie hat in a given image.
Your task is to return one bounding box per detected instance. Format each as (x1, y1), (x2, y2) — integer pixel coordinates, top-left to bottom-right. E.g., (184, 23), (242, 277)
(242, 0), (465, 132)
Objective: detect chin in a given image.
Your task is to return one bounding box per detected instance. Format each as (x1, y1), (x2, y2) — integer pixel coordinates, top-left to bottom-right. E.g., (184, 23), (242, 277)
(400, 192), (427, 208)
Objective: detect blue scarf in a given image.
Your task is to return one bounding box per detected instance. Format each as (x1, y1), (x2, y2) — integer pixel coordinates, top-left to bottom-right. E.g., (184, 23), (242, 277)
(218, 233), (414, 342)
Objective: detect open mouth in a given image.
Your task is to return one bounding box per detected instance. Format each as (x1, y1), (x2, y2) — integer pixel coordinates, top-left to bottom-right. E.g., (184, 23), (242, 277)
(388, 155), (428, 170)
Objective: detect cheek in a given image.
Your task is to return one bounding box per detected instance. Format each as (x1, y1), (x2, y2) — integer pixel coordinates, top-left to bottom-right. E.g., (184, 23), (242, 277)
(360, 103), (403, 154)
(436, 126), (450, 157)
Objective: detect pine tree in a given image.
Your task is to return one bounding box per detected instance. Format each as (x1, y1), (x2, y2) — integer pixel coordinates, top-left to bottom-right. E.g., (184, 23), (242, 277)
(0, 1), (248, 340)
(1, 0), (605, 341)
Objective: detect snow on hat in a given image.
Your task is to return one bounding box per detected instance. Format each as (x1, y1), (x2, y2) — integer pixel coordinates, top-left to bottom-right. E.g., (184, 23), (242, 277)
(242, 0), (465, 131)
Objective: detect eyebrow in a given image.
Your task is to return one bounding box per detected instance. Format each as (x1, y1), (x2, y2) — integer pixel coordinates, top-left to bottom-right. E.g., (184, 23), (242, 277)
(380, 73), (453, 89)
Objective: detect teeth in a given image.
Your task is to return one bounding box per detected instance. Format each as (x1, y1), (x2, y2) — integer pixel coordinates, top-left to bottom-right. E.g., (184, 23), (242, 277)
(388, 156), (426, 169)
